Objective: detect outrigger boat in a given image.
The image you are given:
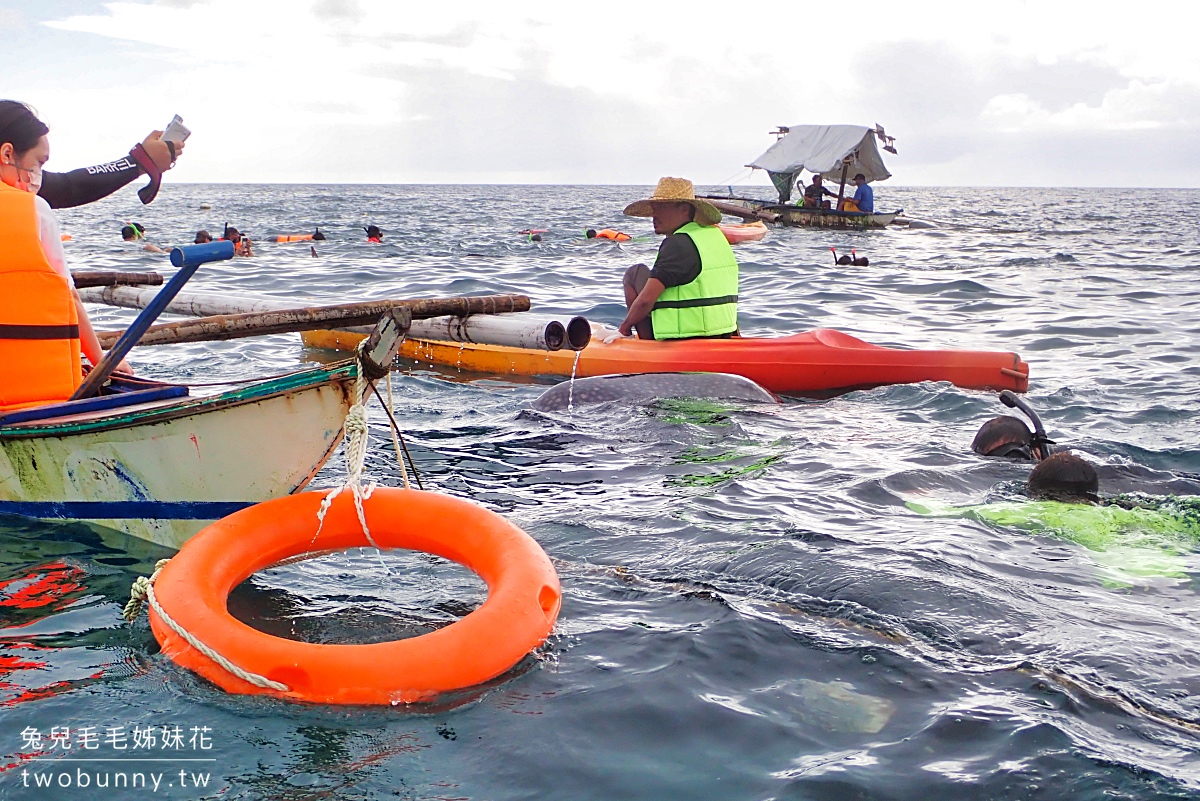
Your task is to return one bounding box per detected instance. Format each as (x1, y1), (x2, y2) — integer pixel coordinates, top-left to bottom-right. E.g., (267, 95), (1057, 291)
(77, 288), (1029, 398)
(701, 124), (902, 230)
(0, 366), (357, 548)
(0, 242), (416, 549)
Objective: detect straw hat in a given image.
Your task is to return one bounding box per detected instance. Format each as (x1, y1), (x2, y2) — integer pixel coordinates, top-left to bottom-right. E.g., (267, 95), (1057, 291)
(623, 177), (722, 226)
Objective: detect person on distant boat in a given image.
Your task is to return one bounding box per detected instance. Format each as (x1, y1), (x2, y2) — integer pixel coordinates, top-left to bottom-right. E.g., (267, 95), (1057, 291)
(615, 177), (738, 341)
(221, 225), (253, 257)
(0, 101), (131, 410)
(365, 225), (383, 243)
(587, 228), (632, 241)
(801, 175), (835, 209)
(194, 229), (212, 244)
(839, 173), (874, 213)
(121, 222), (166, 253)
(38, 128), (184, 209)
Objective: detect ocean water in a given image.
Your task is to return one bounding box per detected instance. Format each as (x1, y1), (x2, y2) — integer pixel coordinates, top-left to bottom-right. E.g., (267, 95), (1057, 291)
(1, 183), (1199, 799)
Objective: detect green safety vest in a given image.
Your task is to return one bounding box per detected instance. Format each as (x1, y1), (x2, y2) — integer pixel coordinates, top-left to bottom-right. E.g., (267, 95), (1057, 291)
(651, 222), (739, 339)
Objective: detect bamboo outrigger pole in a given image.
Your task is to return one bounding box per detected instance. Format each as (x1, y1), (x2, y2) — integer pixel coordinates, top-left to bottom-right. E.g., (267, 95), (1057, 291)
(96, 294), (531, 348)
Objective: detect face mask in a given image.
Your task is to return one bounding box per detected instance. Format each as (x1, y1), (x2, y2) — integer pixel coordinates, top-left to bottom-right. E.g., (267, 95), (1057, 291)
(24, 165), (42, 194)
(2, 161), (41, 193)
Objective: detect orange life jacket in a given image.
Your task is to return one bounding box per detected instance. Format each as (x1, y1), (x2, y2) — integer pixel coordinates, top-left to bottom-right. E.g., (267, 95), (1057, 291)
(0, 183), (81, 410)
(596, 229), (631, 241)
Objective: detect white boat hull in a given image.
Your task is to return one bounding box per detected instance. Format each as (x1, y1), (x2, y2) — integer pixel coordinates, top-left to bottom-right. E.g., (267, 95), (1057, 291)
(0, 366), (354, 548)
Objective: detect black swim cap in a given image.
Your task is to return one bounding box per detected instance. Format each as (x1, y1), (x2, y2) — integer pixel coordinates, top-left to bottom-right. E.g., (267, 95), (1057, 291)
(972, 416), (1033, 459)
(1028, 452), (1099, 503)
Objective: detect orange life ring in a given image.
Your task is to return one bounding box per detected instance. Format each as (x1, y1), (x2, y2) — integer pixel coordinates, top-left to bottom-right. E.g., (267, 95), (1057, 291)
(149, 488), (561, 705)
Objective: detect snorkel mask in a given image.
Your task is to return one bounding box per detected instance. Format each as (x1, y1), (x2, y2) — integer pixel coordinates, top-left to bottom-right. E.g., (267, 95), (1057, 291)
(998, 390), (1055, 461)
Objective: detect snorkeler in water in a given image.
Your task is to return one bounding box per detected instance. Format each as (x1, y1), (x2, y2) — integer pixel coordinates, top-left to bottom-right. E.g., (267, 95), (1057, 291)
(971, 391), (1055, 461)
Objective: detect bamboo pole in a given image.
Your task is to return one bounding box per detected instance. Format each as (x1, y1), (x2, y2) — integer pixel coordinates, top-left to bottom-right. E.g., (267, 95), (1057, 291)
(96, 294), (530, 349)
(78, 286), (292, 316)
(72, 271), (163, 289)
(703, 199), (780, 223)
(835, 163), (849, 210)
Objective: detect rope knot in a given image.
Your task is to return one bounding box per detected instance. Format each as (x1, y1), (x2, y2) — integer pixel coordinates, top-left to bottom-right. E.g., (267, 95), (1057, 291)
(122, 558), (172, 622)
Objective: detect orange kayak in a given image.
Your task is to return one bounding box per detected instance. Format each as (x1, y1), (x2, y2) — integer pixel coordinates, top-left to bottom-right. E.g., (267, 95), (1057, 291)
(301, 328), (1029, 395)
(718, 221), (768, 244)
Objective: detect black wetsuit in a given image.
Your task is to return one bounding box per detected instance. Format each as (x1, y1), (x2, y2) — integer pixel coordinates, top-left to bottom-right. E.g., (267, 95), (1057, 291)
(38, 154), (143, 209)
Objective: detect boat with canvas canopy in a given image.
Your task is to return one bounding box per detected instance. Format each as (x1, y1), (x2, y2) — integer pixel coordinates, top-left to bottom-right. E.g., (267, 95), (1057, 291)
(701, 124), (903, 230)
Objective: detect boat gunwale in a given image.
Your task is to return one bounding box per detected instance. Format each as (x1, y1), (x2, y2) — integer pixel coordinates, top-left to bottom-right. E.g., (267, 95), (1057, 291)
(699, 195), (897, 226)
(0, 361), (358, 439)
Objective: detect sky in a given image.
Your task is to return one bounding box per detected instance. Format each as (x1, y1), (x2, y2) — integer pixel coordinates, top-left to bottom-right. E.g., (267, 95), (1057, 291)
(3, 0), (1200, 186)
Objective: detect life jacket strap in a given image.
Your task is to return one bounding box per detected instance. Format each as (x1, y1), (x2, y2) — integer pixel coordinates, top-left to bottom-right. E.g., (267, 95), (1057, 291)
(0, 324), (80, 340)
(653, 294), (738, 310)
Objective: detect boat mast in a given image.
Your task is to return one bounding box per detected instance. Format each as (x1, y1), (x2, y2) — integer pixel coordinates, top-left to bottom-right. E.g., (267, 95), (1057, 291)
(835, 162), (849, 210)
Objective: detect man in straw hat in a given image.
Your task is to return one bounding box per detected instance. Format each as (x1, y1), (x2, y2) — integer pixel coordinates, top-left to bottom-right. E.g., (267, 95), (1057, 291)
(616, 177), (739, 341)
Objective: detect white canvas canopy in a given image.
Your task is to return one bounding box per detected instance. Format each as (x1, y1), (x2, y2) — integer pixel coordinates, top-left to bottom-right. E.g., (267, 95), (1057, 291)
(748, 125), (892, 185)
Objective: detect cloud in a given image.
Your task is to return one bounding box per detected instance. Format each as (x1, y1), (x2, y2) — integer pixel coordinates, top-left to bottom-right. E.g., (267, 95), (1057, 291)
(29, 0), (1200, 185)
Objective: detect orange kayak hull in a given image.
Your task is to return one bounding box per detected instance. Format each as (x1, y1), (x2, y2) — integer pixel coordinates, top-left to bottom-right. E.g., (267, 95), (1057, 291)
(718, 221), (768, 244)
(301, 328), (1029, 395)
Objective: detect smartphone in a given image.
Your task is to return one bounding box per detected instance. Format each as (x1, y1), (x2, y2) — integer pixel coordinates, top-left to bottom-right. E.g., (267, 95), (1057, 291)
(163, 114), (191, 144)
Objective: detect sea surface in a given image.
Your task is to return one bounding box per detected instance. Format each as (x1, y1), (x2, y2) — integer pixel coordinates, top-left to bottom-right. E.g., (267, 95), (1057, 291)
(1, 183), (1199, 799)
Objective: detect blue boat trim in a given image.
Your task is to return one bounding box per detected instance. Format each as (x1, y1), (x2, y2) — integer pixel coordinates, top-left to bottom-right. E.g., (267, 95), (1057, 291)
(0, 500), (255, 520)
(0, 386), (190, 428)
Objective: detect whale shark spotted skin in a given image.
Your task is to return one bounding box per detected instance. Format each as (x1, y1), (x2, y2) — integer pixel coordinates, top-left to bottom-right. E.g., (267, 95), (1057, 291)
(532, 372), (779, 411)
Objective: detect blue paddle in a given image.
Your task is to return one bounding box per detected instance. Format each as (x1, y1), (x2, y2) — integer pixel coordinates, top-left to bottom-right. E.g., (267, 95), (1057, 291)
(71, 241), (235, 400)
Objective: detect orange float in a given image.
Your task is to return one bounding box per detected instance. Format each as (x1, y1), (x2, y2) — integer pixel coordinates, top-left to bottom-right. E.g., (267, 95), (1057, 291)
(594, 229), (631, 241)
(148, 488), (561, 705)
(276, 234), (314, 243)
(718, 220), (768, 244)
(302, 328), (1030, 395)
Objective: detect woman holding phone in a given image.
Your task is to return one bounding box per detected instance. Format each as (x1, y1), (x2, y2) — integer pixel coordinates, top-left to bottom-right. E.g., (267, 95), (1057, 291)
(37, 123), (186, 209)
(0, 100), (130, 409)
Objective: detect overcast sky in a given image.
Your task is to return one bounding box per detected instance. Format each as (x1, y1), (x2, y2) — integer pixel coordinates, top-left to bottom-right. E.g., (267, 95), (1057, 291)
(4, 0), (1199, 186)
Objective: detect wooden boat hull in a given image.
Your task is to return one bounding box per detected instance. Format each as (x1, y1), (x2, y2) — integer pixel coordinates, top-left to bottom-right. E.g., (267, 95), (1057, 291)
(302, 329), (1029, 395)
(0, 365), (355, 548)
(703, 196), (896, 229)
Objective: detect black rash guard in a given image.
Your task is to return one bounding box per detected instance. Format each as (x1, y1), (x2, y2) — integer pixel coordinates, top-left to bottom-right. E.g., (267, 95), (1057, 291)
(39, 154), (143, 209)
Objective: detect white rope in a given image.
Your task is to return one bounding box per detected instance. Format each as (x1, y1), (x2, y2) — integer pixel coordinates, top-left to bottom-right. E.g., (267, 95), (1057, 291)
(386, 371), (411, 490)
(123, 559), (289, 692)
(315, 345), (379, 547)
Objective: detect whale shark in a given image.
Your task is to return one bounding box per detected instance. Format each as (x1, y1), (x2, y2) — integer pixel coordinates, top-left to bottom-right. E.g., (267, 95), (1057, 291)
(531, 372), (779, 411)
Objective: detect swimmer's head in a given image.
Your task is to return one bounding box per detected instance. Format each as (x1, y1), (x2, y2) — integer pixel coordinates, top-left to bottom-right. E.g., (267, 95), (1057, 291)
(364, 225), (382, 240)
(1027, 452), (1099, 504)
(972, 416), (1034, 460)
(194, 230), (212, 244)
(121, 222), (145, 241)
(585, 229), (597, 238)
(313, 228), (326, 241)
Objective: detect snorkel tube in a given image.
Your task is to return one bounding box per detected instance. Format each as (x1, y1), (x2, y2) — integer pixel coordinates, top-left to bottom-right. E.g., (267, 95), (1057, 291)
(999, 390), (1055, 461)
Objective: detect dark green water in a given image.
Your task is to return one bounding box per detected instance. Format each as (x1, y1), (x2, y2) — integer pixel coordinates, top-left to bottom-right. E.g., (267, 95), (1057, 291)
(1, 185), (1198, 799)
